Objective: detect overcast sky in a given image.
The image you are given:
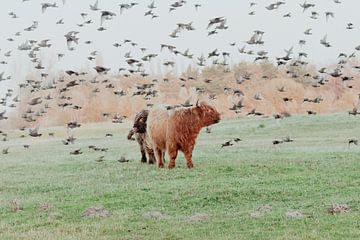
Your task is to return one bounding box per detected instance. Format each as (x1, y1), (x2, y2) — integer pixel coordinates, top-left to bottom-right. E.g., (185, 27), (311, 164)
(1, 0), (360, 97)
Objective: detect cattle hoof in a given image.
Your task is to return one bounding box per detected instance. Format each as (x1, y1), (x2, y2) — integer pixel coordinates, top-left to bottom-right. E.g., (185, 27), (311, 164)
(148, 157), (155, 164)
(187, 163), (194, 169)
(168, 164), (175, 169)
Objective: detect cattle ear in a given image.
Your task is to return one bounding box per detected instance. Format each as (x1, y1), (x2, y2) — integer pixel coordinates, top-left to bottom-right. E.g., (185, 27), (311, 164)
(196, 99), (199, 107)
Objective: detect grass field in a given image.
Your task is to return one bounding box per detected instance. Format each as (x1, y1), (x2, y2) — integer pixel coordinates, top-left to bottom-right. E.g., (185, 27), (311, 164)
(1, 113), (360, 240)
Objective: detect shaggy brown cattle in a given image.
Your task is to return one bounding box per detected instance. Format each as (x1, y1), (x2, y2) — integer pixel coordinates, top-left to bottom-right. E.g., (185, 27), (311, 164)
(127, 110), (155, 164)
(147, 101), (220, 169)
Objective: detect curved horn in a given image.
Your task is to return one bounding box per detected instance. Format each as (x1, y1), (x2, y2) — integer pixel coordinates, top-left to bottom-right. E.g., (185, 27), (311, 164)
(196, 99), (199, 107)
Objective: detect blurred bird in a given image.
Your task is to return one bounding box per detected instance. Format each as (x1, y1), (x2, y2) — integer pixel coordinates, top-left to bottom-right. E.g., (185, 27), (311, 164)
(90, 0), (100, 11)
(118, 155), (129, 163)
(348, 138), (358, 147)
(2, 148), (9, 154)
(300, 1), (315, 12)
(41, 2), (58, 14)
(100, 11), (116, 25)
(272, 140), (283, 145)
(325, 12), (334, 21)
(95, 155), (105, 162)
(94, 66), (110, 74)
(29, 127), (42, 137)
(221, 140), (233, 148)
(70, 149), (82, 155)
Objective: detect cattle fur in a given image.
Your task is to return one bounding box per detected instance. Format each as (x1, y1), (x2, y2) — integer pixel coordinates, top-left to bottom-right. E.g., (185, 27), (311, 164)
(127, 109), (155, 164)
(146, 101), (220, 169)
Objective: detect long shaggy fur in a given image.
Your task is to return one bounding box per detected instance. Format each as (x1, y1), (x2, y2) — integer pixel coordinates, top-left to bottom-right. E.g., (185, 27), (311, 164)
(127, 110), (155, 164)
(147, 101), (220, 169)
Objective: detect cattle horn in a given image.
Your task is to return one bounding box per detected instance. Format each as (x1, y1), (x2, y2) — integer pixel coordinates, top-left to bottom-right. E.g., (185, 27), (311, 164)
(196, 99), (199, 107)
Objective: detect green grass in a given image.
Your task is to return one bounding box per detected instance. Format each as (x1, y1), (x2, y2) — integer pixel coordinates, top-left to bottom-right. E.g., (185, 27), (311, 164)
(1, 113), (360, 239)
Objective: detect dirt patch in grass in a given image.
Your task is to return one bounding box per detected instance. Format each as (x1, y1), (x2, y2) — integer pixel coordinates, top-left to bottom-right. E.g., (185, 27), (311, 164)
(328, 204), (351, 215)
(286, 211), (304, 218)
(250, 204), (272, 218)
(82, 205), (111, 218)
(9, 199), (23, 213)
(187, 213), (209, 222)
(142, 211), (168, 219)
(39, 202), (53, 212)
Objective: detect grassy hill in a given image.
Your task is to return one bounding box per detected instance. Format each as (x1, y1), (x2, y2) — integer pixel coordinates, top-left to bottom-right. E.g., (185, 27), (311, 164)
(1, 113), (360, 239)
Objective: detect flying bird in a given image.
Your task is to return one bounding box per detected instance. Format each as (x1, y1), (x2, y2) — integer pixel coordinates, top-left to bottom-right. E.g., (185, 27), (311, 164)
(90, 0), (100, 11)
(100, 11), (116, 25)
(64, 31), (79, 50)
(300, 1), (315, 12)
(41, 2), (58, 14)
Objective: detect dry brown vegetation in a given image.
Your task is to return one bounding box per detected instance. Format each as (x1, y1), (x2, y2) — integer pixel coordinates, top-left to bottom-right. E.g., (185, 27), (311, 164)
(3, 61), (360, 129)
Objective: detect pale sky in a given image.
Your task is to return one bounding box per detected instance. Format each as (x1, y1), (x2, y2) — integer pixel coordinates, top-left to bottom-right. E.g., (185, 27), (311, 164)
(1, 0), (360, 97)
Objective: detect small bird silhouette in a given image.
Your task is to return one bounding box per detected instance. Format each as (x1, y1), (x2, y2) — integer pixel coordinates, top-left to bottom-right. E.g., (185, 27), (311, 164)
(272, 140), (283, 145)
(2, 148), (9, 154)
(70, 149), (82, 155)
(221, 140), (233, 148)
(118, 155), (129, 163)
(95, 156), (105, 162)
(29, 127), (42, 137)
(348, 138), (358, 147)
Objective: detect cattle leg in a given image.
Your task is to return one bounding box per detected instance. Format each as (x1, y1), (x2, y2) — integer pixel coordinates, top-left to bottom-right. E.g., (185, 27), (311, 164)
(154, 147), (164, 168)
(136, 134), (147, 163)
(184, 153), (194, 168)
(140, 145), (147, 163)
(168, 147), (178, 169)
(146, 147), (156, 164)
(183, 147), (194, 169)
